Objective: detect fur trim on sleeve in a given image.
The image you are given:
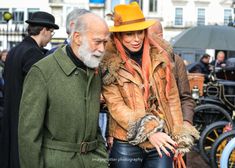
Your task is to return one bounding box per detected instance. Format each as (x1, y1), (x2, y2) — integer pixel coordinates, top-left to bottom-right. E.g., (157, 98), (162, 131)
(127, 114), (165, 145)
(172, 124), (200, 154)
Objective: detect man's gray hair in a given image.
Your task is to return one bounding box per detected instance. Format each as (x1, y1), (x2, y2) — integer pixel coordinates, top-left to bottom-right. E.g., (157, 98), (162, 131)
(70, 12), (106, 41)
(66, 8), (90, 35)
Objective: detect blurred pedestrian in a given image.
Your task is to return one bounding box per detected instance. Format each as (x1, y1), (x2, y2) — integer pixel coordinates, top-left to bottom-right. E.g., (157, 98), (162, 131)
(101, 2), (199, 168)
(189, 54), (211, 75)
(211, 51), (226, 68)
(0, 49), (7, 134)
(0, 11), (59, 168)
(0, 49), (8, 64)
(46, 8), (90, 55)
(18, 12), (109, 168)
(0, 49), (8, 85)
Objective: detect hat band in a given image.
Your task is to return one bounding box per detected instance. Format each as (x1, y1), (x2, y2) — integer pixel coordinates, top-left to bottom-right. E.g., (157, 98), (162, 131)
(114, 18), (145, 26)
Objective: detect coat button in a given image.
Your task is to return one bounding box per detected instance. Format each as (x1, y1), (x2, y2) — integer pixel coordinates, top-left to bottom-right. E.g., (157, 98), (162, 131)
(75, 70), (79, 75)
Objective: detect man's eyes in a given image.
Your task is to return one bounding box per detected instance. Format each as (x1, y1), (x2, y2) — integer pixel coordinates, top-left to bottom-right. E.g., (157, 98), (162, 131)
(94, 40), (107, 45)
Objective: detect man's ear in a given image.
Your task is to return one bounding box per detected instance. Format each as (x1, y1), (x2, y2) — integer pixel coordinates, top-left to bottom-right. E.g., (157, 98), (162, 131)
(70, 21), (75, 32)
(40, 27), (47, 35)
(73, 32), (82, 46)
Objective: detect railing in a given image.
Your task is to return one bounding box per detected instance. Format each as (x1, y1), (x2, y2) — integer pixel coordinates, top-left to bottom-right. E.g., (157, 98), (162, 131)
(0, 27), (26, 50)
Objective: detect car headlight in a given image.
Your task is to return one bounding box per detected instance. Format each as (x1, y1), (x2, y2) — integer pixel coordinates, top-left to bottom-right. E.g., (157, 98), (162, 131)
(191, 86), (200, 99)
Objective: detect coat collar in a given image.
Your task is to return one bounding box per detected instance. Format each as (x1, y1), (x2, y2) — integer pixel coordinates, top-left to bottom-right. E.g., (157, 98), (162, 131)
(150, 47), (168, 72)
(53, 45), (77, 76)
(101, 40), (167, 79)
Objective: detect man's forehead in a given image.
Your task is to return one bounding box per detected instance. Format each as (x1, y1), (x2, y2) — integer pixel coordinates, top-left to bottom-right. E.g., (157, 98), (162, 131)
(86, 30), (109, 39)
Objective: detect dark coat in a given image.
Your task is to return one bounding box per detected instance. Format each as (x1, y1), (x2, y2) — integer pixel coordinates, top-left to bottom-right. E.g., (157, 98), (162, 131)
(210, 59), (226, 67)
(188, 60), (211, 75)
(0, 36), (47, 168)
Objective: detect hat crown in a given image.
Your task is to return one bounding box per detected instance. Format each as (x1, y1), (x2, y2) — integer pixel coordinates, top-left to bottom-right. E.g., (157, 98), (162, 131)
(114, 2), (144, 24)
(109, 2), (155, 32)
(114, 4), (144, 22)
(25, 11), (59, 29)
(30, 11), (55, 23)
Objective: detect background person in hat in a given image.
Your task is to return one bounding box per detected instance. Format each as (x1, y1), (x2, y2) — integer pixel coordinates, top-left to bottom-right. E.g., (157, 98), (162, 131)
(18, 12), (109, 168)
(101, 2), (199, 167)
(0, 11), (58, 168)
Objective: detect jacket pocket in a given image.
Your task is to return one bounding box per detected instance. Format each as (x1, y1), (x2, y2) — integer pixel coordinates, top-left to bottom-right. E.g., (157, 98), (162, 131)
(157, 68), (166, 79)
(117, 77), (131, 87)
(117, 77), (132, 100)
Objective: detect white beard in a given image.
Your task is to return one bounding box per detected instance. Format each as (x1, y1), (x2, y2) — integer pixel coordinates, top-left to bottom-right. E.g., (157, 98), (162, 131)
(77, 37), (104, 68)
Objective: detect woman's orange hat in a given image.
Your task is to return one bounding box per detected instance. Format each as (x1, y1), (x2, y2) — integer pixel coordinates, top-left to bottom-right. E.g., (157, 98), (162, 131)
(109, 2), (156, 32)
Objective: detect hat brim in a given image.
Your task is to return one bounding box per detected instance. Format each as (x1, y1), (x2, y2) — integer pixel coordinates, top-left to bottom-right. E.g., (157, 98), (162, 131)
(25, 20), (59, 29)
(109, 20), (156, 32)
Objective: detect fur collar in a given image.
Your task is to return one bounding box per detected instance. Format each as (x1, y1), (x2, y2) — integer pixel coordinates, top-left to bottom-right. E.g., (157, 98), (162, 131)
(100, 39), (167, 85)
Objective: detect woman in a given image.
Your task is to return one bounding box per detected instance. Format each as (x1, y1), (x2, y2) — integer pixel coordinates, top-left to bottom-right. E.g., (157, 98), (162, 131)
(101, 2), (199, 168)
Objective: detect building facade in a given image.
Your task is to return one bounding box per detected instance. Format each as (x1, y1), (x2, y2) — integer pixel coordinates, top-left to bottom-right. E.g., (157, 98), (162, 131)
(0, 0), (234, 61)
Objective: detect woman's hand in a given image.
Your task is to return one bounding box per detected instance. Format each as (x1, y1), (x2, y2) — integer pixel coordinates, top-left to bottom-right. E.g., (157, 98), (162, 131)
(148, 132), (177, 158)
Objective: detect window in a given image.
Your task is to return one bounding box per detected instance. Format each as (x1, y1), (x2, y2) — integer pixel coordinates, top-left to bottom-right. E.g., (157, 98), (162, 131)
(12, 8), (24, 24)
(27, 8), (39, 20)
(89, 0), (105, 3)
(224, 9), (232, 25)
(197, 8), (205, 26)
(175, 8), (183, 26)
(0, 8), (9, 23)
(149, 0), (157, 12)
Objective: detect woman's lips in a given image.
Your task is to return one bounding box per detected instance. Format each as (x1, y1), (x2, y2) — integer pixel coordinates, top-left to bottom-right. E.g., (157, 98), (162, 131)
(132, 44), (141, 48)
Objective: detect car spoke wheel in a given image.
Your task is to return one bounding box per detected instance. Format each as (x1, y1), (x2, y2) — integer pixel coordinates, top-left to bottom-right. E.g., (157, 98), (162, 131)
(210, 130), (235, 168)
(193, 104), (231, 134)
(199, 121), (228, 163)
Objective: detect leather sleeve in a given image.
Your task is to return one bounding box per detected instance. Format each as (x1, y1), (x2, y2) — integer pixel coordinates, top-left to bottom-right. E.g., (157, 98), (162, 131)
(102, 83), (164, 144)
(102, 83), (135, 131)
(167, 71), (184, 127)
(174, 55), (195, 124)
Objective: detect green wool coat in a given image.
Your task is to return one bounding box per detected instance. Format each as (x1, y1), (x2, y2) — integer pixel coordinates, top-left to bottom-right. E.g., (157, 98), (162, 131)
(18, 46), (108, 168)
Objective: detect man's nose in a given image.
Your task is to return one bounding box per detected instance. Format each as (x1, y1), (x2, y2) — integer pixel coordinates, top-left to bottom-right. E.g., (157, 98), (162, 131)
(97, 43), (105, 53)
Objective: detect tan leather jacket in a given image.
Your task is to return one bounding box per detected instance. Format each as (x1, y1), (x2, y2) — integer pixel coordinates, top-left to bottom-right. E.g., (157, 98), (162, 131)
(101, 40), (199, 151)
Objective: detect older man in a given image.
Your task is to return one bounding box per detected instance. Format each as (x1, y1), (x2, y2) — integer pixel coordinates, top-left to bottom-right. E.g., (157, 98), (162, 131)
(210, 51), (226, 68)
(18, 12), (109, 168)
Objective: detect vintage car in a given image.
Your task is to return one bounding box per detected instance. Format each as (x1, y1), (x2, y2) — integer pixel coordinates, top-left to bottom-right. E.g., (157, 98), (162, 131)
(191, 58), (235, 132)
(188, 58), (235, 164)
